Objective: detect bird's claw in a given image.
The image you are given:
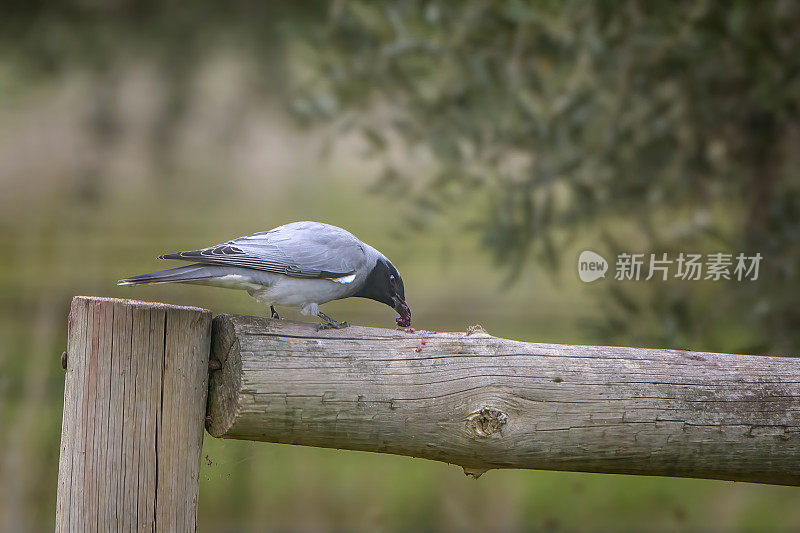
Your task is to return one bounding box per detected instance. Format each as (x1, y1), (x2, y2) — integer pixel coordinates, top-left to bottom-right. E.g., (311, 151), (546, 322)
(317, 320), (349, 330)
(316, 311), (348, 330)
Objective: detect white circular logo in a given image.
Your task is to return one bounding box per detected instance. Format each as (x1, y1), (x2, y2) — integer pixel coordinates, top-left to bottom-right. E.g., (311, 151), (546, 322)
(578, 251), (608, 282)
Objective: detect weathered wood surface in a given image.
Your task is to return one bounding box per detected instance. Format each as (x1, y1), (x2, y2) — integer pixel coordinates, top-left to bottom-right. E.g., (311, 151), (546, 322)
(56, 296), (212, 532)
(207, 314), (800, 485)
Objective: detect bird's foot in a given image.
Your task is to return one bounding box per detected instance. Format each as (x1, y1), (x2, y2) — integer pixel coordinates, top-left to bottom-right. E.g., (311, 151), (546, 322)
(316, 311), (349, 330)
(270, 306), (280, 320)
(317, 321), (349, 330)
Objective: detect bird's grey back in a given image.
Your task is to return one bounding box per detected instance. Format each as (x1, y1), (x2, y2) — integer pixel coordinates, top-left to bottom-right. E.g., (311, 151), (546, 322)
(160, 221), (376, 279)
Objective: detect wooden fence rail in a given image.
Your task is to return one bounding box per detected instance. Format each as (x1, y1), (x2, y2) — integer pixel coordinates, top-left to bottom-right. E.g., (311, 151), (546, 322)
(206, 313), (800, 484)
(57, 297), (800, 529)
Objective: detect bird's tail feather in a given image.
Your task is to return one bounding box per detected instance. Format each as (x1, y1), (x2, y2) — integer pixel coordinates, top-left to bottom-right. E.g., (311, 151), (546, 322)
(117, 264), (220, 286)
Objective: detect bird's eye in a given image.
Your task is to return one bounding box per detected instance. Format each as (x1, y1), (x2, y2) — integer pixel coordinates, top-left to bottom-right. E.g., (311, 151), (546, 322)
(390, 275), (395, 281)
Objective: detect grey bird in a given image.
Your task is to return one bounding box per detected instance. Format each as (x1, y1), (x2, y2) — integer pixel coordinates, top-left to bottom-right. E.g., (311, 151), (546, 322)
(117, 221), (412, 329)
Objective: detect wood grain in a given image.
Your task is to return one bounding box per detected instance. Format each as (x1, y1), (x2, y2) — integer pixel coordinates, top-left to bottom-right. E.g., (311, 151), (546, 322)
(207, 314), (800, 485)
(56, 296), (211, 532)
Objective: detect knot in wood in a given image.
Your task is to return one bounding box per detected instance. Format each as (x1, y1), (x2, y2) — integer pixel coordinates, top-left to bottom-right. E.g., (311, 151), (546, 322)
(466, 407), (508, 438)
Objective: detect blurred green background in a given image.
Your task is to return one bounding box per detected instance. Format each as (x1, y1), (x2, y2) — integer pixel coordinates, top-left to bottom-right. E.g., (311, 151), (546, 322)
(1, 1), (799, 531)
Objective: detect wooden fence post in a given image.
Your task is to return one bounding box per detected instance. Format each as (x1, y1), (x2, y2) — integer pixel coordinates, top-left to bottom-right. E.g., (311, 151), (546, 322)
(55, 296), (211, 532)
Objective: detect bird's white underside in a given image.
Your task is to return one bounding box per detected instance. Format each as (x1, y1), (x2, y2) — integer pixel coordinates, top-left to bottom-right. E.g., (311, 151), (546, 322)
(202, 272), (362, 315)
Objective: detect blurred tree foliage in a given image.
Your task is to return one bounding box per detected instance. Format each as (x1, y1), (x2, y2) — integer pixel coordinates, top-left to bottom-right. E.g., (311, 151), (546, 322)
(292, 0), (800, 354)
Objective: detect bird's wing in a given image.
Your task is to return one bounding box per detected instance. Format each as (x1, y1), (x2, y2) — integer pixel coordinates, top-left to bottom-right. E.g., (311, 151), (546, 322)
(159, 221), (366, 279)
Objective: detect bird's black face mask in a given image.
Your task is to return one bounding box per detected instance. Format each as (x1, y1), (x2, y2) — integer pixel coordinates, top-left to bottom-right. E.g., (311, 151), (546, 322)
(355, 259), (411, 327)
(389, 269), (411, 328)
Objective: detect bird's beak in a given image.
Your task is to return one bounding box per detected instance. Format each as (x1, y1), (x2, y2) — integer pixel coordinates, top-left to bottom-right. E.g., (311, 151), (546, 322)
(393, 297), (412, 327)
